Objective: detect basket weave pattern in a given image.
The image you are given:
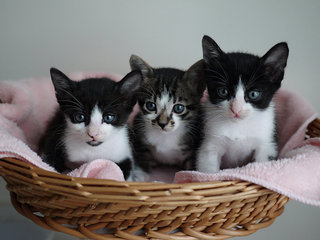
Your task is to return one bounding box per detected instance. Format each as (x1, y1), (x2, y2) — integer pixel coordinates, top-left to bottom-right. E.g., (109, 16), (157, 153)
(0, 119), (319, 240)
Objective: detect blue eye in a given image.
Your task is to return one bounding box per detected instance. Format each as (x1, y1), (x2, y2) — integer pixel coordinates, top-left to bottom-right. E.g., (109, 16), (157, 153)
(145, 101), (156, 111)
(73, 113), (85, 123)
(248, 90), (261, 101)
(173, 104), (185, 114)
(104, 114), (116, 123)
(217, 87), (229, 98)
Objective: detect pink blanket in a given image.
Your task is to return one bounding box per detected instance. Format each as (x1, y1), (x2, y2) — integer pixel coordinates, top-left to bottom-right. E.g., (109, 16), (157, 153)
(0, 74), (319, 206)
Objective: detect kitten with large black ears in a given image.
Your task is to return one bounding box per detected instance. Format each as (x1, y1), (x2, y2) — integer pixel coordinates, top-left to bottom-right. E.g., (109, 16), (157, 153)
(197, 35), (289, 173)
(39, 68), (142, 180)
(130, 55), (206, 179)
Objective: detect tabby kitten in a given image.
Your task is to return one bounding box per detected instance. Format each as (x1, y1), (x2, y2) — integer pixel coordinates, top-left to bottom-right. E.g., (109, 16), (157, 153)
(39, 68), (141, 179)
(130, 55), (206, 177)
(197, 35), (289, 173)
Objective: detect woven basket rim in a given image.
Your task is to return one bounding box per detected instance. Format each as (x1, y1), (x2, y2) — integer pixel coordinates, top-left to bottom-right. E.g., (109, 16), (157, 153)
(1, 156), (276, 206)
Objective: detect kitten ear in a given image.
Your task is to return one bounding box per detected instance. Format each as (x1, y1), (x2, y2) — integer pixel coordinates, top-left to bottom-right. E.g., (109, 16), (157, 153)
(50, 68), (73, 94)
(261, 42), (289, 83)
(118, 70), (142, 99)
(183, 60), (206, 95)
(202, 35), (224, 64)
(129, 55), (153, 79)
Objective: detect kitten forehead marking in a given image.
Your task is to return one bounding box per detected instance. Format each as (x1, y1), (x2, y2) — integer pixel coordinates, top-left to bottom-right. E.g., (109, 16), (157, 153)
(231, 76), (246, 115)
(159, 91), (172, 109)
(90, 105), (102, 125)
(87, 105), (102, 138)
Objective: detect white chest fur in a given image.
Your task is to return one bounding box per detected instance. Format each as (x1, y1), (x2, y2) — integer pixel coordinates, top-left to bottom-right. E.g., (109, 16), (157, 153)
(145, 123), (186, 165)
(209, 104), (275, 141)
(197, 101), (277, 173)
(64, 126), (132, 164)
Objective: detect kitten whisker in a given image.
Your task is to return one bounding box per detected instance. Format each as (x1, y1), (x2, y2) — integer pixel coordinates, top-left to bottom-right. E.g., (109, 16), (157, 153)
(206, 69), (228, 82)
(108, 95), (130, 107)
(248, 63), (263, 86)
(206, 76), (229, 85)
(247, 72), (266, 89)
(212, 59), (230, 82)
(58, 99), (83, 107)
(59, 88), (84, 109)
(139, 85), (157, 99)
(60, 104), (83, 112)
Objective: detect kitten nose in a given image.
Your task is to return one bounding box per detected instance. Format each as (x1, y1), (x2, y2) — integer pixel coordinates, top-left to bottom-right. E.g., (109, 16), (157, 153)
(87, 131), (98, 140)
(157, 112), (170, 130)
(230, 99), (243, 115)
(158, 122), (167, 129)
(230, 107), (240, 115)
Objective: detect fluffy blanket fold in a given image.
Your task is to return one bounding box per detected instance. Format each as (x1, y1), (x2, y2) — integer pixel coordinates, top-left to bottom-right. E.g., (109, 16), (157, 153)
(0, 74), (319, 206)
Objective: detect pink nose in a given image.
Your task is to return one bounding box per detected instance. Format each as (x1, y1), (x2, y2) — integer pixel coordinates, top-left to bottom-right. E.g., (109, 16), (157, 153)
(231, 108), (241, 118)
(230, 100), (243, 118)
(87, 132), (98, 140)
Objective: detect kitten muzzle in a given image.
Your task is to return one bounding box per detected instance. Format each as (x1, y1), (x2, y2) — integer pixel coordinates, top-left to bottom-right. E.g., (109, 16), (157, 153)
(156, 113), (171, 131)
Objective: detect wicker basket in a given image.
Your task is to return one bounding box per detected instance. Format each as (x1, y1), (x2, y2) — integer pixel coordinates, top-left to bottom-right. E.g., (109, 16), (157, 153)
(0, 119), (319, 240)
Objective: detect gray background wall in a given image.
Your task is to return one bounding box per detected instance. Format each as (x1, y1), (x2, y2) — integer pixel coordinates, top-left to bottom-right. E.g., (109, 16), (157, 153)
(0, 0), (319, 239)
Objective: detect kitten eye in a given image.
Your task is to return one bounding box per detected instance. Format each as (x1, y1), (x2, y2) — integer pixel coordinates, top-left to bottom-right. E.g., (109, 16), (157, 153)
(173, 104), (185, 114)
(248, 90), (261, 101)
(73, 113), (85, 123)
(103, 114), (116, 124)
(145, 101), (156, 112)
(217, 87), (229, 98)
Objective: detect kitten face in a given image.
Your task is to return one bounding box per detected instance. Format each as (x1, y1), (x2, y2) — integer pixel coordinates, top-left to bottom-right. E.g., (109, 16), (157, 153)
(202, 35), (289, 121)
(211, 77), (257, 120)
(65, 105), (123, 146)
(50, 68), (141, 145)
(141, 85), (189, 132)
(130, 55), (205, 133)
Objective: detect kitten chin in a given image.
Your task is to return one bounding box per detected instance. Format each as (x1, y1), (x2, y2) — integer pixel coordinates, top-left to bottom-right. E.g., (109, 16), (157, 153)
(39, 68), (142, 180)
(197, 35), (288, 173)
(129, 55), (206, 175)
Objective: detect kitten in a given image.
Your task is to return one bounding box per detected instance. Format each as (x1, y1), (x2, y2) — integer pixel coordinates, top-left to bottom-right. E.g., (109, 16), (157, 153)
(39, 68), (141, 180)
(129, 55), (206, 179)
(197, 35), (289, 173)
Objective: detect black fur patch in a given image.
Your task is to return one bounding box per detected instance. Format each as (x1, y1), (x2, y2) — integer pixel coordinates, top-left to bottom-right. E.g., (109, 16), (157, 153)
(117, 158), (132, 180)
(39, 110), (70, 172)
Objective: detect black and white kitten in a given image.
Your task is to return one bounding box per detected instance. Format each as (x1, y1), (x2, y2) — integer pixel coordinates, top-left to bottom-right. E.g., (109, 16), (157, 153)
(197, 35), (289, 173)
(130, 55), (206, 178)
(39, 68), (141, 179)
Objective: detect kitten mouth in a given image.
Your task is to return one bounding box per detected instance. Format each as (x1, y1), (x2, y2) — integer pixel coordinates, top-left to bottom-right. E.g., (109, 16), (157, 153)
(230, 110), (246, 120)
(232, 114), (248, 121)
(232, 115), (243, 120)
(233, 114), (241, 119)
(87, 141), (103, 147)
(160, 127), (176, 133)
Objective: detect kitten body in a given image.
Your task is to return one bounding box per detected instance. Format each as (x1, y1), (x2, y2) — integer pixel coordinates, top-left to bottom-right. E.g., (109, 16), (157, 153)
(197, 36), (289, 173)
(130, 56), (205, 177)
(39, 68), (141, 179)
(144, 114), (187, 165)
